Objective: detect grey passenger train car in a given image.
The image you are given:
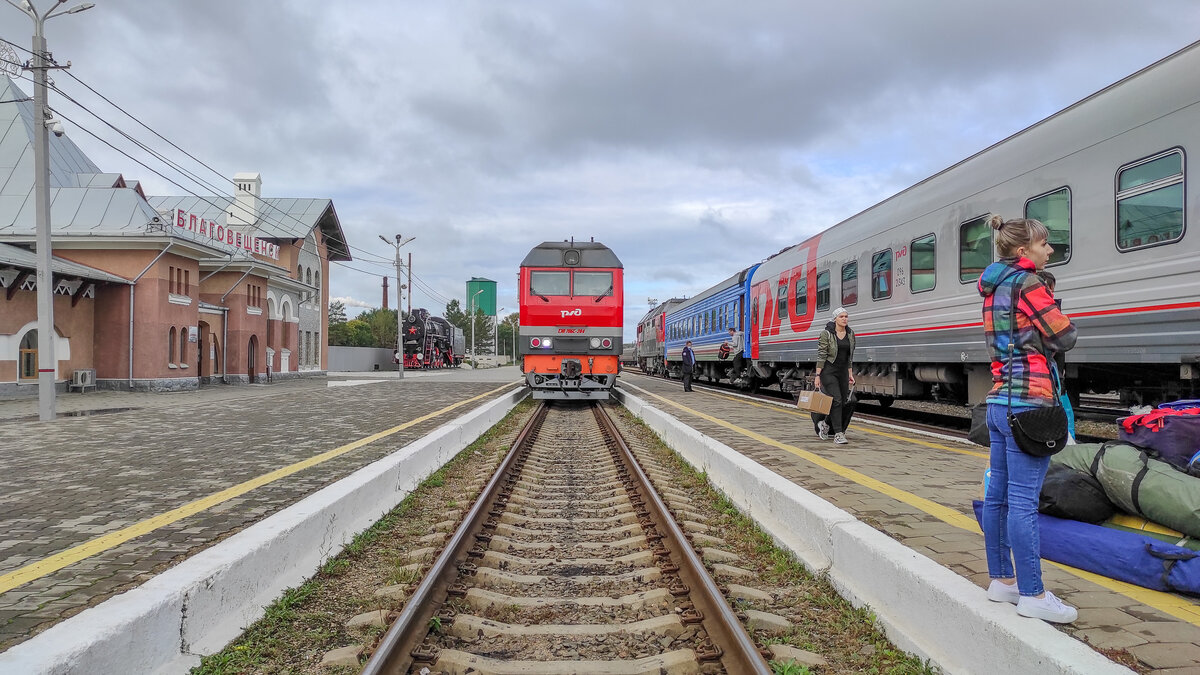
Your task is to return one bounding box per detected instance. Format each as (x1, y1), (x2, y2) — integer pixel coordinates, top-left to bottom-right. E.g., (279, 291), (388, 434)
(679, 40), (1200, 404)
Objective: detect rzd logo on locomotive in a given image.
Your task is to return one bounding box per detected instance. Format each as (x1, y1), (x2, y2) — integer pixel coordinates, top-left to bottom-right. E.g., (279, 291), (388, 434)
(560, 308), (583, 318)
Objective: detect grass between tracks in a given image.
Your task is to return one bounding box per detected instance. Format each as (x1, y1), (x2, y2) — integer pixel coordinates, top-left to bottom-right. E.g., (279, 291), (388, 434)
(191, 399), (536, 675)
(610, 406), (940, 675)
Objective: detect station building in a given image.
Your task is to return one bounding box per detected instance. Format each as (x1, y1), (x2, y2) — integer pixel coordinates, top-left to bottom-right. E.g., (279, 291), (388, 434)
(0, 76), (351, 395)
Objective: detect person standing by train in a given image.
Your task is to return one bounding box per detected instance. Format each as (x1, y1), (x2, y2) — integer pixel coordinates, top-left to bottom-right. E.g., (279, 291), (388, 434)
(978, 216), (1078, 624)
(681, 340), (696, 392)
(815, 308), (855, 444)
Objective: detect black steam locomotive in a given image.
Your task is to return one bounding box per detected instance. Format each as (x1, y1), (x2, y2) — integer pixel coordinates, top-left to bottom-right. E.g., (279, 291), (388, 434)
(402, 308), (466, 369)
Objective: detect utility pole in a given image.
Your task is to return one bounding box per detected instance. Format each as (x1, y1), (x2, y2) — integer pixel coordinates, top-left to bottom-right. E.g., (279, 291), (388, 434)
(8, 0), (95, 421)
(380, 234), (414, 378)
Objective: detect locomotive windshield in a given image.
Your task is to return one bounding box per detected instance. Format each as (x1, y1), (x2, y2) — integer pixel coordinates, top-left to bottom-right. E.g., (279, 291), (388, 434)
(574, 271), (613, 297)
(530, 271), (570, 296)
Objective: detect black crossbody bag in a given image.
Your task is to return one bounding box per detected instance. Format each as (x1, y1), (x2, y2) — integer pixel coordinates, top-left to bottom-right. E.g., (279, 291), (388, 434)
(1004, 277), (1069, 456)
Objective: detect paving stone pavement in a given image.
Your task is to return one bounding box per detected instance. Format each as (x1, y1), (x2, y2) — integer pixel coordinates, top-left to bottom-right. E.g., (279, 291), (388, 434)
(0, 367), (524, 651)
(620, 372), (1200, 674)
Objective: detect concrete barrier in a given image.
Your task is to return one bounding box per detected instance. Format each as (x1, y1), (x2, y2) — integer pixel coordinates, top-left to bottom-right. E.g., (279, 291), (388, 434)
(614, 387), (1132, 675)
(0, 385), (529, 675)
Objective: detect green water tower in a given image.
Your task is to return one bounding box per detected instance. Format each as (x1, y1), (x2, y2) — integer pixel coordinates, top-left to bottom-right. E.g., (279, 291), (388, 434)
(466, 277), (497, 316)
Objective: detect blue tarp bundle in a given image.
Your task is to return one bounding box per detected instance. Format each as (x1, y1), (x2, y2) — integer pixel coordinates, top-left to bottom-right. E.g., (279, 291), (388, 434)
(972, 500), (1200, 595)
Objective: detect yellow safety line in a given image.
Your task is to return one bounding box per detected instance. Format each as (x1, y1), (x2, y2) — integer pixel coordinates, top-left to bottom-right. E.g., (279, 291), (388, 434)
(0, 382), (523, 596)
(620, 380), (1200, 625)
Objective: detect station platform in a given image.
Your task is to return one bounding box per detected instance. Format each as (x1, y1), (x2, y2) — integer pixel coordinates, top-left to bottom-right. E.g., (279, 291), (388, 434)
(0, 366), (524, 654)
(618, 371), (1200, 674)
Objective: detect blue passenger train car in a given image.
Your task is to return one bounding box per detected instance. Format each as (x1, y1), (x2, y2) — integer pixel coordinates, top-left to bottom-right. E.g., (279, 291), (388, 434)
(663, 264), (759, 385)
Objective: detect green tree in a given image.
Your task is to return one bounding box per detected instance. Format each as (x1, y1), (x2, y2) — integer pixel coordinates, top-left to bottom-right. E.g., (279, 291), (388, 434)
(497, 311), (519, 363)
(360, 308), (399, 350)
(342, 319), (373, 347)
(328, 300), (347, 326)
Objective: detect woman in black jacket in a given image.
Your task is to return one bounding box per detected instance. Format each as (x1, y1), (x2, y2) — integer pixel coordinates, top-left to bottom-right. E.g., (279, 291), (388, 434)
(815, 307), (855, 444)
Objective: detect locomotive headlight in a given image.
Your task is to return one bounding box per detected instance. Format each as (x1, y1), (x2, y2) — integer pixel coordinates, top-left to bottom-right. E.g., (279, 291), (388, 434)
(590, 337), (601, 348)
(601, 338), (612, 349)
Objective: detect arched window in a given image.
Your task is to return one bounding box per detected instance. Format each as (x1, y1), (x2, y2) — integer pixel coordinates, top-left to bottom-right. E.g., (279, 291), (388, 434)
(169, 327), (177, 365)
(314, 271), (320, 289)
(306, 269), (312, 286)
(19, 330), (38, 380)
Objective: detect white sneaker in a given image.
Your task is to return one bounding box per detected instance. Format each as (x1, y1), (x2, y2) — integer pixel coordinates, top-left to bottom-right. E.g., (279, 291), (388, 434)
(817, 420), (830, 440)
(1016, 591), (1078, 624)
(986, 579), (1019, 604)
(834, 433), (848, 445)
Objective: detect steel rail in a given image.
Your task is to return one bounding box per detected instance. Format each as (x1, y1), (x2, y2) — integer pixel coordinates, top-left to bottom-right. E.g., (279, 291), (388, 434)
(360, 401), (548, 675)
(591, 404), (772, 674)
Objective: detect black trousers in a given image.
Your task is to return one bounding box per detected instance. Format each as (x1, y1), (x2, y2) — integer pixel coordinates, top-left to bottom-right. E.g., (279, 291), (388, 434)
(819, 367), (850, 432)
(682, 366), (693, 391)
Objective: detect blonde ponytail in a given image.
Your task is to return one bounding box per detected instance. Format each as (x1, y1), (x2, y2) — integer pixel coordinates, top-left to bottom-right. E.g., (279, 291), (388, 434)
(991, 216), (1049, 258)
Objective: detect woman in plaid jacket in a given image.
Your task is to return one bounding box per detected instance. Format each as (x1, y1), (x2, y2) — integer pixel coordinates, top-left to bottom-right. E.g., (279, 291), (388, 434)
(977, 215), (1078, 624)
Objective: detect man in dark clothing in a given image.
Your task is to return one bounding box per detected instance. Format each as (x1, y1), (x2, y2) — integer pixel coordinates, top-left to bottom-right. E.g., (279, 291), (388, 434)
(681, 340), (696, 392)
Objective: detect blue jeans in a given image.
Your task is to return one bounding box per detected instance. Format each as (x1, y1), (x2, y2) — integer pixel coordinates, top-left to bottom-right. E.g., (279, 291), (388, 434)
(983, 403), (1051, 596)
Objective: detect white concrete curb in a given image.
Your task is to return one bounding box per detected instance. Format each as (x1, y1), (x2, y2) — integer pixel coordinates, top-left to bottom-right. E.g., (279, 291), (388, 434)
(0, 385), (529, 675)
(614, 387), (1132, 675)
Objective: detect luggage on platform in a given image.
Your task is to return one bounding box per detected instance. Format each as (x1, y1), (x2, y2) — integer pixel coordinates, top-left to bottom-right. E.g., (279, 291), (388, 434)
(973, 501), (1200, 595)
(811, 390), (857, 434)
(1089, 441), (1200, 539)
(1039, 463), (1116, 523)
(1119, 407), (1200, 472)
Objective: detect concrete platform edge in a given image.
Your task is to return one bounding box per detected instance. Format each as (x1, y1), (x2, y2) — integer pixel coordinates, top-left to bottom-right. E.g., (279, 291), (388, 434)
(614, 387), (1132, 675)
(0, 385), (529, 675)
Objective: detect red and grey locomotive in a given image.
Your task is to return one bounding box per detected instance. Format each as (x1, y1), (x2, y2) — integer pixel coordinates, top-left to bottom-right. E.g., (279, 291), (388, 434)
(518, 240), (623, 399)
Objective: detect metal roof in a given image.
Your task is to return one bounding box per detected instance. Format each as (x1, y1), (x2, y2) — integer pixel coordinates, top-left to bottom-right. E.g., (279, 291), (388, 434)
(0, 241), (131, 284)
(0, 76), (165, 235)
(1, 76), (351, 261)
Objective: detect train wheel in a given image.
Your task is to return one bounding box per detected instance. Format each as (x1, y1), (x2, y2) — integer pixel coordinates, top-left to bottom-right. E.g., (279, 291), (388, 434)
(877, 396), (895, 408)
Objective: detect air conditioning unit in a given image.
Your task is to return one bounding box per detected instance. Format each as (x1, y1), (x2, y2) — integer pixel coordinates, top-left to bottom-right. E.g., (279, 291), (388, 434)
(71, 369), (96, 387)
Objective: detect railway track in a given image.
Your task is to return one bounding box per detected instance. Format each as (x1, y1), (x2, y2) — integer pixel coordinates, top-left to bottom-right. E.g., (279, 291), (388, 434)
(361, 400), (771, 674)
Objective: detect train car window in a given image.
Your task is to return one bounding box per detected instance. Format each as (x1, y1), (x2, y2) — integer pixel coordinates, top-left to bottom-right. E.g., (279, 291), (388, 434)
(1025, 187), (1071, 265)
(841, 262), (858, 306)
(752, 298), (759, 327)
(530, 271), (570, 296)
(794, 272), (808, 316)
(776, 281), (788, 319)
(816, 270), (830, 311)
(959, 215), (993, 283)
(1116, 149), (1184, 251)
(910, 234), (936, 293)
(871, 249), (893, 301)
(573, 271), (613, 297)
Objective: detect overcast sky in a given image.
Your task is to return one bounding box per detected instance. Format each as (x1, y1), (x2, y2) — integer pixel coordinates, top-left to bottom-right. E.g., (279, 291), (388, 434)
(5, 1), (1199, 339)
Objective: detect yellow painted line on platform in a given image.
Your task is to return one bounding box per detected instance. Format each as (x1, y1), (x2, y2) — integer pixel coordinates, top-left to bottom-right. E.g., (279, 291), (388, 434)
(622, 381), (980, 533)
(0, 382), (523, 597)
(700, 386), (989, 459)
(621, 381), (1200, 626)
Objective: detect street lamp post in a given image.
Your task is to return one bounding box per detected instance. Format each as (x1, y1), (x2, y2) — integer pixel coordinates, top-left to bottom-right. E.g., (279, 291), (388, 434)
(469, 289), (482, 367)
(510, 315), (518, 366)
(494, 307), (505, 365)
(380, 234), (415, 379)
(6, 0), (95, 421)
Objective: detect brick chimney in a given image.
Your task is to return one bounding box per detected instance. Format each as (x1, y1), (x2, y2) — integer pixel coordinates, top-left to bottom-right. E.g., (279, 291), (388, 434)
(228, 172), (262, 226)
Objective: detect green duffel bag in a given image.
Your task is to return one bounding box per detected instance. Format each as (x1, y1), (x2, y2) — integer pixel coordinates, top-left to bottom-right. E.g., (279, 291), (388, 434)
(1049, 442), (1104, 474)
(1094, 441), (1200, 539)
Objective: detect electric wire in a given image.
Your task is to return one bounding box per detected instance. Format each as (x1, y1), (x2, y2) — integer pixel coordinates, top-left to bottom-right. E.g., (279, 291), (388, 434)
(3, 43), (467, 314)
